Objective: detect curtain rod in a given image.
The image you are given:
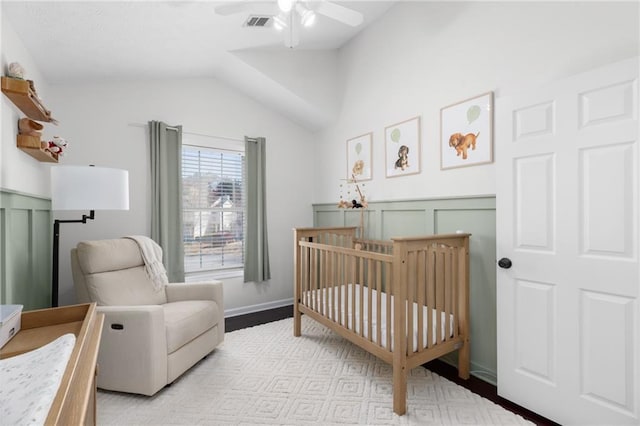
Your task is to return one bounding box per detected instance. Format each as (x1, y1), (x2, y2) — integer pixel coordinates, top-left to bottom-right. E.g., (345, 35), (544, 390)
(127, 123), (244, 142)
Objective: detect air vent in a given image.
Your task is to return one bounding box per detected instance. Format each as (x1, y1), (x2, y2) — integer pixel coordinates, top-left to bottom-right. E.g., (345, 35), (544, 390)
(244, 15), (271, 27)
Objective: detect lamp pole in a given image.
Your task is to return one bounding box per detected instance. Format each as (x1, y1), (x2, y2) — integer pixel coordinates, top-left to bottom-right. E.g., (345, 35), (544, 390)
(51, 210), (95, 307)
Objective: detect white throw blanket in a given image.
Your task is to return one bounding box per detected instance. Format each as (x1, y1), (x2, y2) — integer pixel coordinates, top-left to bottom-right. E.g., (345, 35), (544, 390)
(125, 235), (169, 291)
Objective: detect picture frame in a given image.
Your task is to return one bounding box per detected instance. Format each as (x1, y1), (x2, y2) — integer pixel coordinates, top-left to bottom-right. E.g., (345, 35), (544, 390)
(440, 91), (494, 170)
(346, 132), (373, 181)
(384, 116), (421, 178)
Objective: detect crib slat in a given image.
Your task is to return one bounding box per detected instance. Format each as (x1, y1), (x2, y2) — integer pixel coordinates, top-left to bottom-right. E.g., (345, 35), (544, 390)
(386, 263), (392, 351)
(302, 242), (308, 308)
(376, 261), (382, 347)
(426, 246), (435, 348)
(435, 249), (444, 345)
(407, 251), (415, 354)
(314, 248), (320, 313)
(337, 251), (343, 326)
(326, 249), (331, 320)
(359, 257), (364, 337)
(311, 246), (316, 312)
(329, 248), (339, 321)
(452, 249), (458, 338)
(318, 248), (323, 314)
(417, 249), (425, 353)
(323, 249), (328, 316)
(351, 255), (357, 333)
(444, 248), (452, 341)
(367, 259), (374, 343)
(323, 249), (328, 317)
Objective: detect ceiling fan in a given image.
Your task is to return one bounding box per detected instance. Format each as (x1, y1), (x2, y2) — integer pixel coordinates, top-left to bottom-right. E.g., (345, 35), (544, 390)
(214, 0), (364, 48)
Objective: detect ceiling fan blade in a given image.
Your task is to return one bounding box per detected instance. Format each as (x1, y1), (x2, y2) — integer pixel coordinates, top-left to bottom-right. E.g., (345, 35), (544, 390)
(312, 1), (364, 27)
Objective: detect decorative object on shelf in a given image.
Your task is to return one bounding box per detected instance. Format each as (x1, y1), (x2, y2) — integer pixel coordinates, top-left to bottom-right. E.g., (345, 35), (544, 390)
(7, 62), (25, 80)
(440, 91), (494, 170)
(45, 136), (69, 157)
(1, 76), (56, 123)
(18, 118), (43, 136)
(17, 135), (57, 162)
(346, 132), (372, 181)
(385, 116), (421, 178)
(50, 165), (130, 307)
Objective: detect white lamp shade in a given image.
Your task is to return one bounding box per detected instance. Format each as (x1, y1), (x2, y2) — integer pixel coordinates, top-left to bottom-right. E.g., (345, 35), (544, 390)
(51, 166), (130, 211)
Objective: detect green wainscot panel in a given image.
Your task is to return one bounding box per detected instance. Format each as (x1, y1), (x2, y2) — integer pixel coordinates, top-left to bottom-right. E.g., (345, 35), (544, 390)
(0, 190), (52, 310)
(380, 209), (429, 240)
(315, 209), (343, 228)
(434, 207), (497, 384)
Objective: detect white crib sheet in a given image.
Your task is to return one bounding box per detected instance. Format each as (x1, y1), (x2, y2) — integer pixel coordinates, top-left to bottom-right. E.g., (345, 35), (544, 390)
(0, 333), (76, 425)
(302, 283), (455, 352)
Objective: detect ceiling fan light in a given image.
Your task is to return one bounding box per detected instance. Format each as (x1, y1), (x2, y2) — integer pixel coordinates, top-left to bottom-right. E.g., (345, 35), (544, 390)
(301, 9), (316, 27)
(277, 0), (294, 13)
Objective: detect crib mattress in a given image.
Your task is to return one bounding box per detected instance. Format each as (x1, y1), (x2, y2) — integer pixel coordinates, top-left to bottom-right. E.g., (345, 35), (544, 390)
(302, 283), (455, 352)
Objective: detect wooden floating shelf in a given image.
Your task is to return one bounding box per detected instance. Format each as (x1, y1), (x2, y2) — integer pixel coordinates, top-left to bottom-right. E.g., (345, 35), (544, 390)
(1, 76), (53, 122)
(17, 134), (58, 163)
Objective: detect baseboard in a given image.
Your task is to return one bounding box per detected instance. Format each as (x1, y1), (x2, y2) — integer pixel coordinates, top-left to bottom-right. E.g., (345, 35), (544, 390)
(224, 298), (294, 318)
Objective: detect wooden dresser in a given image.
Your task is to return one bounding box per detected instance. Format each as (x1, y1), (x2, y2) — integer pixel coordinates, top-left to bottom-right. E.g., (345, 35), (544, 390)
(0, 303), (104, 425)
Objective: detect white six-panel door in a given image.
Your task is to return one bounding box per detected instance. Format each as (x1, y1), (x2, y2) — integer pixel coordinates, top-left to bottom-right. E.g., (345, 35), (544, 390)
(496, 57), (639, 425)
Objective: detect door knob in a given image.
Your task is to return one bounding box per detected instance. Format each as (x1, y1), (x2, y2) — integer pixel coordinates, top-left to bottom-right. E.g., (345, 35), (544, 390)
(498, 258), (512, 269)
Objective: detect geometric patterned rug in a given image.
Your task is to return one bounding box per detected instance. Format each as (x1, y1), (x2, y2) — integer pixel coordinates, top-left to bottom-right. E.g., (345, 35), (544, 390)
(98, 316), (533, 425)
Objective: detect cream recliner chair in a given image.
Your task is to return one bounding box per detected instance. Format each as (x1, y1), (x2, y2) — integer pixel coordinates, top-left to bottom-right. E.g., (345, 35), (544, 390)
(70, 237), (224, 396)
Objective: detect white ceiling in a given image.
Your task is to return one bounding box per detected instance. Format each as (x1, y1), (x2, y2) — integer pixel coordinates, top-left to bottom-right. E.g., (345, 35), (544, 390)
(2, 0), (397, 130)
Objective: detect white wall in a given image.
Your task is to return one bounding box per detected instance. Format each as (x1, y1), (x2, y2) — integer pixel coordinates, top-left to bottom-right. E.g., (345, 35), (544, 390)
(40, 78), (315, 310)
(313, 1), (639, 203)
(1, 15), (51, 195)
(3, 1), (637, 314)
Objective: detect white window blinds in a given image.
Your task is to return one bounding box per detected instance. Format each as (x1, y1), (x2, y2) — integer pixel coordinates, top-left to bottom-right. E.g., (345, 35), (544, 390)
(182, 143), (245, 273)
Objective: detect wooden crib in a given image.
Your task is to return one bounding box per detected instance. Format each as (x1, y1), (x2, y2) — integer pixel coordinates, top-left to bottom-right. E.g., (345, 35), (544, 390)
(293, 226), (470, 415)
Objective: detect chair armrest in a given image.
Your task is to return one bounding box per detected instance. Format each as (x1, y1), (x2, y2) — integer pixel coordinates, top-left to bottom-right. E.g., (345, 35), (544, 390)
(165, 281), (223, 304)
(96, 305), (167, 395)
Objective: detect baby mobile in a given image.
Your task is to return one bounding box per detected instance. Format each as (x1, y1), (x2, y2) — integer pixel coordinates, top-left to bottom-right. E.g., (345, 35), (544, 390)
(338, 169), (369, 238)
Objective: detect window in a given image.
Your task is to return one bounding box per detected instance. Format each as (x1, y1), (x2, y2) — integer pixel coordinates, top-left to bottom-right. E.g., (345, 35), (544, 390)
(182, 136), (245, 278)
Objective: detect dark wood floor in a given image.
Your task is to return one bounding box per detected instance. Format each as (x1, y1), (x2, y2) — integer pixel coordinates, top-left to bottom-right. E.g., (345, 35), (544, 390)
(225, 306), (558, 426)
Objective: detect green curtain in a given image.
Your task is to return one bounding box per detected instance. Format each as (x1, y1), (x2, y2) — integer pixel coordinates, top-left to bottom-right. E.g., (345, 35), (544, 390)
(149, 121), (185, 282)
(244, 136), (271, 283)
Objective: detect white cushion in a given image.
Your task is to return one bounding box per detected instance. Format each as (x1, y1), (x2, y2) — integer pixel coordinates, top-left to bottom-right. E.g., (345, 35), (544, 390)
(85, 266), (167, 306)
(163, 300), (220, 354)
(76, 239), (167, 305)
(76, 239), (144, 273)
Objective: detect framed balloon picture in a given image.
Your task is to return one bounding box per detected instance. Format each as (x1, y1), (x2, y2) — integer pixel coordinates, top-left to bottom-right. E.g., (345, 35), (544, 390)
(384, 116), (421, 178)
(440, 91), (494, 170)
(346, 132), (372, 181)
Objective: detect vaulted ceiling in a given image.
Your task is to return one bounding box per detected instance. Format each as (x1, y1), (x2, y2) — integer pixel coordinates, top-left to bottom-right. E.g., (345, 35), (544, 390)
(2, 1), (397, 130)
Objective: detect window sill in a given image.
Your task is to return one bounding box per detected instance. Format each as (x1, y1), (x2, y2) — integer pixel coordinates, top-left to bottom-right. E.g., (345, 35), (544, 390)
(185, 268), (243, 282)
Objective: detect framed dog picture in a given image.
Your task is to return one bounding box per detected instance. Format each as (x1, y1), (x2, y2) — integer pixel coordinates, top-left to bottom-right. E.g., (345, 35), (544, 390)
(346, 132), (373, 181)
(440, 91), (493, 170)
(385, 116), (421, 178)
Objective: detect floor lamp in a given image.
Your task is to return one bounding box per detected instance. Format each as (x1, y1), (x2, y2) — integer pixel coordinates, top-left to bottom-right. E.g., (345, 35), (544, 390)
(50, 165), (129, 307)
